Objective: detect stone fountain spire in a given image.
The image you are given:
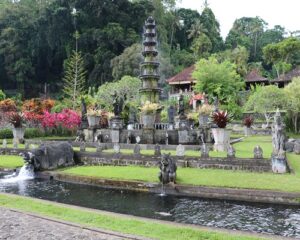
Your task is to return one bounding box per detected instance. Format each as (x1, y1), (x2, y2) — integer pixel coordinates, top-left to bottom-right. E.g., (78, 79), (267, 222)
(139, 16), (161, 105)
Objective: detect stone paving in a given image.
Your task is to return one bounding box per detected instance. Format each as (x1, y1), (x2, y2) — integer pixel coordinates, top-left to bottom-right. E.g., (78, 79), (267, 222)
(0, 208), (134, 240)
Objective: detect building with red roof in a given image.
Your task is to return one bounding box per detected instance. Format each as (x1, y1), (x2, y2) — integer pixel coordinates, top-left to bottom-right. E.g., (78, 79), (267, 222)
(166, 65), (196, 99)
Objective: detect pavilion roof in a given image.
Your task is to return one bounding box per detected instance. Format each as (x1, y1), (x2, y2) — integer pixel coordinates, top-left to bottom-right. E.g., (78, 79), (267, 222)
(245, 69), (268, 83)
(272, 67), (300, 82)
(167, 65), (196, 85)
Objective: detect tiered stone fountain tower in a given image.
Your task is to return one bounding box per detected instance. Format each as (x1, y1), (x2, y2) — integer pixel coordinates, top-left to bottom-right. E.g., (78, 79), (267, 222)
(139, 16), (161, 105)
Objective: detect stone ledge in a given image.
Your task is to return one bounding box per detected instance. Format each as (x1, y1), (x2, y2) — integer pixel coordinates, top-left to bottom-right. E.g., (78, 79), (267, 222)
(39, 172), (300, 206)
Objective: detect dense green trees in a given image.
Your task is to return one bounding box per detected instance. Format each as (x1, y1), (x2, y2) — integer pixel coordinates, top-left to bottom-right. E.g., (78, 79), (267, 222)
(0, 0), (299, 104)
(192, 57), (244, 104)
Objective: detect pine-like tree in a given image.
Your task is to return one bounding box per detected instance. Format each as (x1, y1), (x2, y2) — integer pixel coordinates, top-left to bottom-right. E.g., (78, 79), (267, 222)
(62, 49), (86, 109)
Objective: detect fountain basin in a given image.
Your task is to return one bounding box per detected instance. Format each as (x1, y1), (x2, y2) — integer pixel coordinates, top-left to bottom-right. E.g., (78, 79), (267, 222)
(0, 171), (300, 238)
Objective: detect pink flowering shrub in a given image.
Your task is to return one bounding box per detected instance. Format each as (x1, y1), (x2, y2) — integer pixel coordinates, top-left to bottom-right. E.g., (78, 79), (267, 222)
(42, 109), (81, 130)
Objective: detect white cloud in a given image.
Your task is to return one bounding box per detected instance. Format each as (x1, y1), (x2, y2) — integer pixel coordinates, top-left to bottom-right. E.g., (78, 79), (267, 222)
(177, 0), (300, 39)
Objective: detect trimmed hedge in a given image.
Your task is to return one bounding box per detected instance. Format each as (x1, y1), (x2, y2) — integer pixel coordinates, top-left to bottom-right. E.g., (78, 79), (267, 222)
(0, 127), (74, 139)
(24, 128), (44, 138)
(0, 128), (13, 139)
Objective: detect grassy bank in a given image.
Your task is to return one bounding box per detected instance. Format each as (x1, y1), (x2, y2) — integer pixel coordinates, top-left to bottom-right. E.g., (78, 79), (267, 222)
(0, 155), (23, 169)
(0, 194), (265, 240)
(61, 153), (300, 192)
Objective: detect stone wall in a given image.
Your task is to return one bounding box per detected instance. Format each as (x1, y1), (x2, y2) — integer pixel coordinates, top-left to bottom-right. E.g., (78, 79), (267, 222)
(82, 128), (206, 145)
(75, 151), (272, 172)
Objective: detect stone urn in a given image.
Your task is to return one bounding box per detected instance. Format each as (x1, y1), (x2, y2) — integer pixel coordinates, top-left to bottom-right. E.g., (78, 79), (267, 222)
(87, 115), (101, 127)
(212, 128), (230, 152)
(199, 114), (210, 127)
(141, 114), (155, 129)
(244, 126), (252, 136)
(12, 127), (25, 143)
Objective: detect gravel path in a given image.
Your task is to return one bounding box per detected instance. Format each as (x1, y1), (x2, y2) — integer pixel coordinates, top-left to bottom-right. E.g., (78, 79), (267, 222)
(0, 208), (141, 240)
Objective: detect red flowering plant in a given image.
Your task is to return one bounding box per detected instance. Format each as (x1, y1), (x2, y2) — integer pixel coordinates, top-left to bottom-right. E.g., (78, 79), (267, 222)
(243, 116), (254, 128)
(42, 109), (81, 134)
(22, 98), (55, 126)
(212, 110), (231, 128)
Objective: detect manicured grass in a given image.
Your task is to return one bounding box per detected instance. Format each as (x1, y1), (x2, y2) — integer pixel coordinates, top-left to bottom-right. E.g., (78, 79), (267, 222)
(233, 136), (272, 158)
(61, 153), (300, 192)
(0, 194), (265, 240)
(0, 135), (273, 159)
(0, 155), (24, 169)
(101, 135), (272, 159)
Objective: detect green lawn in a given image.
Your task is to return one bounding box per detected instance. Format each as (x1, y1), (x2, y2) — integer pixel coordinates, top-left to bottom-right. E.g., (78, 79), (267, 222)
(61, 153), (300, 192)
(0, 135), (275, 159)
(0, 194), (266, 240)
(0, 155), (24, 169)
(102, 135), (272, 159)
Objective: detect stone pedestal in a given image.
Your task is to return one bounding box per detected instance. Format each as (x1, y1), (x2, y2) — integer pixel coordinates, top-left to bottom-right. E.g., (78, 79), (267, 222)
(272, 155), (287, 173)
(142, 129), (154, 144)
(178, 130), (188, 144)
(110, 117), (123, 130)
(178, 117), (188, 130)
(83, 129), (94, 142)
(212, 128), (230, 152)
(111, 130), (120, 143)
(244, 127), (252, 136)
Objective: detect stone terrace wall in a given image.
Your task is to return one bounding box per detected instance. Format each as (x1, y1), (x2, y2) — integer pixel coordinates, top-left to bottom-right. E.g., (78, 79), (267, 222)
(75, 152), (272, 172)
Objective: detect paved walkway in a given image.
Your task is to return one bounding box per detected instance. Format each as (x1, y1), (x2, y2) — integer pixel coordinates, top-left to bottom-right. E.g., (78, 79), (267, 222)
(0, 208), (144, 240)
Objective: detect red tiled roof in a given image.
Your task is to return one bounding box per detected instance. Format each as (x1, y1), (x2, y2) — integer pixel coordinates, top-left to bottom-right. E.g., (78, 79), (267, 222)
(272, 67), (300, 82)
(167, 65), (196, 84)
(245, 69), (268, 82)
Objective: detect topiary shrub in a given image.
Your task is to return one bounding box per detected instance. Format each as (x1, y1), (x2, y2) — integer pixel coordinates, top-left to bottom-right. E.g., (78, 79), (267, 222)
(24, 128), (45, 138)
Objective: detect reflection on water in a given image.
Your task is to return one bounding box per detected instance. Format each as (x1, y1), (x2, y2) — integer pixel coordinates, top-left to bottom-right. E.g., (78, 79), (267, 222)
(0, 172), (299, 238)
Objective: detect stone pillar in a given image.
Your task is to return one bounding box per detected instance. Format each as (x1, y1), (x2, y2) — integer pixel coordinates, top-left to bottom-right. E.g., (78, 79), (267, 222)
(110, 117), (123, 143)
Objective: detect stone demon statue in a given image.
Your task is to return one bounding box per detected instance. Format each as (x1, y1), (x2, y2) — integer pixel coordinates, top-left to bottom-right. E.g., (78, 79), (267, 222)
(21, 142), (74, 171)
(158, 153), (177, 184)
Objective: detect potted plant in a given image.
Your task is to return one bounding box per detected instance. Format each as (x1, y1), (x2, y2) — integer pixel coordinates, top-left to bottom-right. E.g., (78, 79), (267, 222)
(243, 116), (254, 136)
(198, 104), (213, 127)
(211, 110), (231, 151)
(140, 101), (159, 128)
(87, 108), (102, 127)
(8, 112), (26, 143)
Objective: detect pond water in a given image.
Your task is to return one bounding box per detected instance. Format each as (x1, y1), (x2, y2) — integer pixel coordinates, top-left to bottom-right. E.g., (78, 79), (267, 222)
(0, 173), (300, 238)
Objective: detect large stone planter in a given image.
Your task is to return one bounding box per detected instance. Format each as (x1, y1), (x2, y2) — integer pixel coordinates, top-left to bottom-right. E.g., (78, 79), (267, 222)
(212, 128), (230, 152)
(244, 126), (252, 136)
(87, 115), (100, 127)
(142, 114), (155, 129)
(12, 127), (25, 144)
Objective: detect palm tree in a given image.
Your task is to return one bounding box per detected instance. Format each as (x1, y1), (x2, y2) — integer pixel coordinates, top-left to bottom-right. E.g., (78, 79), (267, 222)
(187, 19), (207, 40)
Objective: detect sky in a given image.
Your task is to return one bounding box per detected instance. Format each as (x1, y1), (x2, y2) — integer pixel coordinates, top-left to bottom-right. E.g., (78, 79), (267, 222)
(177, 0), (300, 39)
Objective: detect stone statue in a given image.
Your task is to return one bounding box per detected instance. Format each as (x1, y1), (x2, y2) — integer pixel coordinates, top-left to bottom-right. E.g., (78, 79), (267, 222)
(213, 96), (219, 112)
(154, 144), (161, 156)
(75, 129), (85, 142)
(133, 143), (141, 156)
(167, 106), (175, 124)
(158, 153), (177, 184)
(21, 142), (74, 171)
(200, 144), (209, 158)
(165, 131), (169, 145)
(253, 145), (263, 159)
(80, 98), (88, 129)
(227, 145), (236, 158)
(272, 110), (285, 157)
(178, 94), (185, 117)
(128, 107), (137, 124)
(112, 92), (126, 117)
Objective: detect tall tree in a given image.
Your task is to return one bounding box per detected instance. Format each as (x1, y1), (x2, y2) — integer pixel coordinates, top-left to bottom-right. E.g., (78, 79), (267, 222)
(63, 31), (87, 110)
(225, 17), (267, 61)
(199, 6), (223, 52)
